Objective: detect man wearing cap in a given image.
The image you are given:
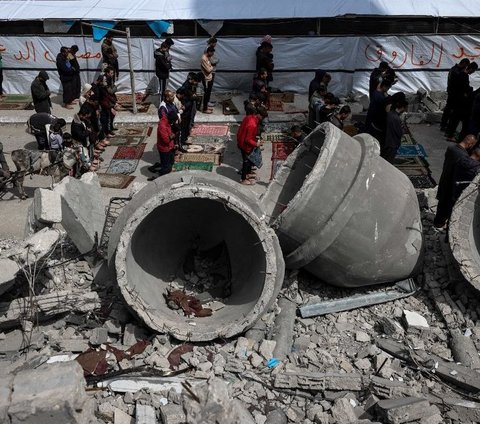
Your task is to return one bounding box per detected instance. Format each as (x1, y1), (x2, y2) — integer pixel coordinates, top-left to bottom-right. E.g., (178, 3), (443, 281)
(31, 71), (52, 114)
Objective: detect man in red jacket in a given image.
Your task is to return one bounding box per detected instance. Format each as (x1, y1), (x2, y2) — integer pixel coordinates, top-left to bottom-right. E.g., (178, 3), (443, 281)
(237, 106), (268, 185)
(148, 115), (176, 181)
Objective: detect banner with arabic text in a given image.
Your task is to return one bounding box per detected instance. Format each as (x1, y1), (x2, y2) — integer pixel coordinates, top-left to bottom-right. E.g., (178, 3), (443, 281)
(1, 34), (480, 95)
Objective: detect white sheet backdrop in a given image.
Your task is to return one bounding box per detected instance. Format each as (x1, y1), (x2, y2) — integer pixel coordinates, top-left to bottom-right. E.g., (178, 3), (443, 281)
(2, 35), (480, 96)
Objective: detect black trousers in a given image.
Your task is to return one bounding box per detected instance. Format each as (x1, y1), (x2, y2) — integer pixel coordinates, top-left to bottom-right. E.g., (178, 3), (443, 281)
(157, 77), (167, 96)
(0, 68), (3, 95)
(202, 76), (214, 111)
(440, 96), (454, 130)
(62, 79), (75, 104)
(241, 150), (253, 181)
(156, 150), (175, 176)
(433, 197), (454, 228)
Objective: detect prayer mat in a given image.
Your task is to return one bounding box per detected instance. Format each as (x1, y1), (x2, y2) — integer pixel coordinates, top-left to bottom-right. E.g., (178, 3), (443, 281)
(106, 159), (139, 175)
(397, 144), (427, 158)
(97, 173), (136, 189)
(113, 143), (146, 160)
(176, 152), (221, 165)
(0, 94), (33, 103)
(393, 156), (429, 168)
(108, 136), (146, 146)
(270, 92), (295, 103)
(221, 98), (240, 115)
(401, 133), (415, 145)
(271, 141), (296, 160)
(263, 132), (288, 142)
(397, 166), (429, 176)
(190, 124), (229, 137)
(189, 135), (229, 145)
(116, 93), (147, 104)
(407, 174), (436, 189)
(173, 162), (213, 172)
(114, 126), (152, 137)
(0, 102), (32, 110)
(268, 97), (284, 112)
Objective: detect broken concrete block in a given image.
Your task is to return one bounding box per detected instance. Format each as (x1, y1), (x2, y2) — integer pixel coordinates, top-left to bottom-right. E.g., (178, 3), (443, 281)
(136, 404), (156, 424)
(331, 397), (357, 423)
(7, 361), (94, 423)
(379, 317), (405, 337)
(123, 323), (144, 347)
(0, 374), (14, 423)
(450, 331), (480, 370)
(183, 378), (255, 423)
(272, 297), (296, 360)
(160, 404), (187, 424)
(274, 372), (365, 391)
(90, 327), (109, 346)
(376, 397), (430, 423)
(403, 310), (429, 330)
(265, 409), (287, 424)
(235, 337), (255, 359)
(33, 188), (62, 224)
(114, 408), (134, 424)
(0, 258), (20, 296)
(356, 331), (371, 342)
(259, 339), (277, 360)
(3, 227), (62, 266)
(54, 172), (105, 254)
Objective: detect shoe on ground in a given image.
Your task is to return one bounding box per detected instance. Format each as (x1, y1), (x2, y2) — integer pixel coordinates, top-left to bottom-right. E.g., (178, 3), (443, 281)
(148, 163), (161, 172)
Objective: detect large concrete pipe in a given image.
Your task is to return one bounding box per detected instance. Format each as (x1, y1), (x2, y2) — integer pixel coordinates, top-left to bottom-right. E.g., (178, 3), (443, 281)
(261, 123), (423, 288)
(108, 172), (285, 341)
(449, 174), (480, 290)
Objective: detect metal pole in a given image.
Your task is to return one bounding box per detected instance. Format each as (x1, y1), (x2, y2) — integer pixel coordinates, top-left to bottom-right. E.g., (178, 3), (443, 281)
(125, 27), (137, 114)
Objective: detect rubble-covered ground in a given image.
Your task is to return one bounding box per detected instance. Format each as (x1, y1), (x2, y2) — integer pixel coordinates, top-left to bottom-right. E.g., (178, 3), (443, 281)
(1, 186), (480, 424)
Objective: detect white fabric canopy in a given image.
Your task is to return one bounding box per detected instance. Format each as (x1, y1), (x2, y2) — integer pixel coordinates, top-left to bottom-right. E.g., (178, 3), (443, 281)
(0, 0), (479, 20)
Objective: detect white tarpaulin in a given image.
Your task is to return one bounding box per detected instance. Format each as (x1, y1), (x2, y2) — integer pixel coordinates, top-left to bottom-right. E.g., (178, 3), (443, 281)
(0, 0), (479, 20)
(1, 35), (480, 96)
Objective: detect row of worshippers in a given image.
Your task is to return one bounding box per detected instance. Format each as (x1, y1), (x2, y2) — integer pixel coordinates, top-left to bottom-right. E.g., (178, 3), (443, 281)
(307, 70), (352, 131)
(441, 58), (479, 141)
(28, 63), (122, 174)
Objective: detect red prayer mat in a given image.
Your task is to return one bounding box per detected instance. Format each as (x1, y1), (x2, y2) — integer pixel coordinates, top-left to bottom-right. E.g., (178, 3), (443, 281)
(112, 143), (147, 160)
(190, 124), (229, 136)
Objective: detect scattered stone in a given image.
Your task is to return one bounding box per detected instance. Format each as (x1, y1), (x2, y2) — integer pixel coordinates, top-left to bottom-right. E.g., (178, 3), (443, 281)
(331, 397), (357, 423)
(403, 310), (429, 330)
(376, 397), (430, 423)
(90, 327), (109, 345)
(0, 257), (20, 295)
(259, 339), (277, 360)
(355, 358), (372, 371)
(135, 403), (156, 424)
(5, 361), (94, 423)
(160, 404), (187, 424)
(356, 331), (371, 342)
(114, 407), (134, 424)
(235, 337), (255, 359)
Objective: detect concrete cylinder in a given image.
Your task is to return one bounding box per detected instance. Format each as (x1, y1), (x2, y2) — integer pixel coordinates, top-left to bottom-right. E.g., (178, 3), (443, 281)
(449, 174), (480, 290)
(261, 123), (423, 288)
(108, 172), (285, 341)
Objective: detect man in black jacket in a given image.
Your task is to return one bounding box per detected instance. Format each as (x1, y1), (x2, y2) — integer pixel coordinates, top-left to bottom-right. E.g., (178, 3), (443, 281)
(441, 58), (470, 131)
(256, 42), (274, 83)
(56, 46), (75, 109)
(69, 45), (81, 102)
(31, 71), (52, 114)
(154, 42), (172, 96)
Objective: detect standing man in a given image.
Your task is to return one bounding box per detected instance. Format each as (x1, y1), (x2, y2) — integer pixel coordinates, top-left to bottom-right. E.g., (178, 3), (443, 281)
(68, 45), (81, 102)
(441, 58), (470, 132)
(148, 113), (176, 181)
(101, 34), (119, 81)
(0, 51), (4, 97)
(434, 134), (477, 229)
(365, 79), (392, 147)
(201, 46), (215, 114)
(56, 46), (75, 109)
(31, 71), (52, 114)
(256, 41), (274, 83)
(445, 61), (478, 141)
(381, 99), (408, 163)
(237, 106), (268, 185)
(154, 42), (172, 97)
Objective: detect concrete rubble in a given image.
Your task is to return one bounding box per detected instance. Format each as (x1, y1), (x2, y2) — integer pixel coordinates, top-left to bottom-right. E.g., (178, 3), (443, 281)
(2, 133), (480, 423)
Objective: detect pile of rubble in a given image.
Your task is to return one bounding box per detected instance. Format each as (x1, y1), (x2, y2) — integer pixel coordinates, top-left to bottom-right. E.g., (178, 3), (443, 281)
(2, 173), (480, 423)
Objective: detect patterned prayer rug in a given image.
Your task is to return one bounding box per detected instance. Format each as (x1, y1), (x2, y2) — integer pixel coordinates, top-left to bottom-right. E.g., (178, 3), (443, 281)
(271, 141), (296, 160)
(407, 174), (436, 189)
(176, 152), (221, 165)
(106, 159), (139, 175)
(397, 144), (427, 158)
(97, 173), (136, 189)
(0, 102), (33, 110)
(113, 126), (152, 137)
(173, 162), (213, 172)
(267, 97), (284, 112)
(113, 143), (146, 160)
(190, 124), (229, 137)
(108, 136), (146, 146)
